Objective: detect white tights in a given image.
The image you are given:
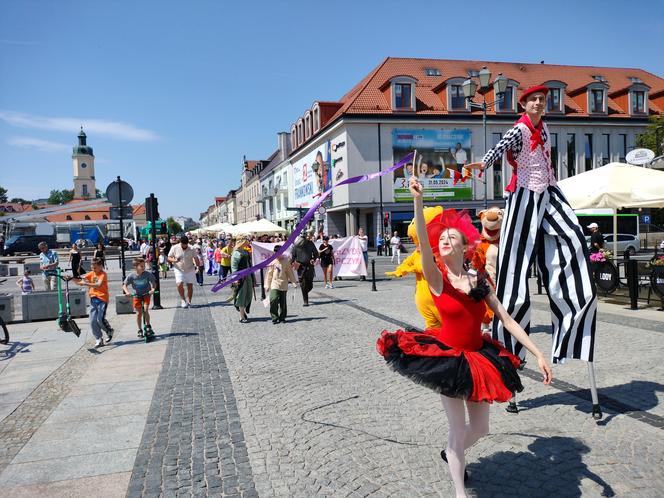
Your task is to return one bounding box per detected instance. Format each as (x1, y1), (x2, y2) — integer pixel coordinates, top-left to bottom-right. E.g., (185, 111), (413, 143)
(440, 395), (490, 498)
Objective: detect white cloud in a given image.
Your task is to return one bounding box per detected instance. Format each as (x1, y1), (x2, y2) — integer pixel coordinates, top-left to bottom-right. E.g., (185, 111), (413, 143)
(0, 110), (160, 142)
(7, 136), (70, 152)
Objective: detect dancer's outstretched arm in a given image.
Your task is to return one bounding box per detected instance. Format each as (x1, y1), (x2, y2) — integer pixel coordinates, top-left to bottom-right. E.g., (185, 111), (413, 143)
(486, 291), (552, 384)
(409, 176), (443, 295)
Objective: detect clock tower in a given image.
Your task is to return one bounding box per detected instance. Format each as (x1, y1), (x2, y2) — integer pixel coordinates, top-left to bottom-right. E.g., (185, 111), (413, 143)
(72, 128), (95, 200)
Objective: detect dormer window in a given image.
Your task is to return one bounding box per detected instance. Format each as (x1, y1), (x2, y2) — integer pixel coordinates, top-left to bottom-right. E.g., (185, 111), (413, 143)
(589, 88), (606, 113)
(632, 91), (646, 114)
(388, 76), (417, 111)
(497, 85), (516, 112)
(304, 112), (312, 140)
(313, 105), (320, 132)
(424, 67), (441, 76)
(547, 88), (561, 112)
(449, 84), (466, 111)
(290, 125), (297, 149)
(395, 83), (412, 109)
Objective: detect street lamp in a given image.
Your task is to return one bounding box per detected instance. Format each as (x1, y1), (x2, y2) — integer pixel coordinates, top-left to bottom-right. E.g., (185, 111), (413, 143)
(463, 67), (508, 209)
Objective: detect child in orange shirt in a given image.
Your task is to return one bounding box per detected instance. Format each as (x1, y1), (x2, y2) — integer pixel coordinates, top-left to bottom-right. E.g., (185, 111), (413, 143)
(75, 257), (112, 348)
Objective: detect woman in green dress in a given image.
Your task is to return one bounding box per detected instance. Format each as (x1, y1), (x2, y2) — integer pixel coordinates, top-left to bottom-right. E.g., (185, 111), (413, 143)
(231, 235), (254, 323)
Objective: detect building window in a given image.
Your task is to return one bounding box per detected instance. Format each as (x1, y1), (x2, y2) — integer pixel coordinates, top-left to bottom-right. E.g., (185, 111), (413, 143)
(547, 88), (561, 112)
(84, 215), (91, 220)
(424, 67), (441, 76)
(305, 115), (311, 139)
(102, 215), (108, 219)
(590, 89), (604, 113)
(566, 133), (576, 177)
(497, 86), (514, 112)
(82, 184), (88, 197)
(394, 83), (412, 110)
(632, 91), (646, 114)
(66, 215), (72, 220)
(492, 133), (503, 197)
(584, 134), (594, 171)
(550, 133), (558, 178)
(449, 85), (466, 110)
(601, 134), (610, 165)
(619, 134), (627, 162)
(313, 107), (320, 132)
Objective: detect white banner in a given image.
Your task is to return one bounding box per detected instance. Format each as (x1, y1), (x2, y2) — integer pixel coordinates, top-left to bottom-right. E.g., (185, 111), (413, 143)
(250, 237), (367, 280)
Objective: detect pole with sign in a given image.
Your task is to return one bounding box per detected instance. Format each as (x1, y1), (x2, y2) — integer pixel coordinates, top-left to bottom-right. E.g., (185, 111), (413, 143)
(106, 177), (134, 281)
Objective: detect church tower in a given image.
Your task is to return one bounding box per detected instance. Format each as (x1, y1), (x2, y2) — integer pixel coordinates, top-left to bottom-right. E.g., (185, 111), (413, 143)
(72, 128), (95, 199)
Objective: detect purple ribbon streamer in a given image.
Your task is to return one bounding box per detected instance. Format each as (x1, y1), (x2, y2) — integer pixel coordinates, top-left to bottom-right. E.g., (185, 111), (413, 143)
(211, 151), (415, 293)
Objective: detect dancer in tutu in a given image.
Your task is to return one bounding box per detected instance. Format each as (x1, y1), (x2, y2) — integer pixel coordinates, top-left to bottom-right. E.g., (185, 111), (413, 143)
(377, 175), (552, 498)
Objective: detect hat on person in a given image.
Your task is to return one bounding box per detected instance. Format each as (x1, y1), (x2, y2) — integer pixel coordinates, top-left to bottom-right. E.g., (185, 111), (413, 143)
(426, 209), (480, 260)
(587, 222), (599, 229)
(519, 85), (549, 103)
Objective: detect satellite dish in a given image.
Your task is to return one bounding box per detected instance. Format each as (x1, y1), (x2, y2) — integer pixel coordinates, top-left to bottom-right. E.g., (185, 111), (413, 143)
(626, 148), (655, 165)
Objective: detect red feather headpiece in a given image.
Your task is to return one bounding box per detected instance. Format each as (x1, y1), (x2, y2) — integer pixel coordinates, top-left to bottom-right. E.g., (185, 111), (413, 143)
(426, 209), (480, 260)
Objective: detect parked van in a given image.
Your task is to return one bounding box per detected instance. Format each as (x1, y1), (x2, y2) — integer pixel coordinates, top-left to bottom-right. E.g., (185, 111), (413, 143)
(3, 234), (58, 256)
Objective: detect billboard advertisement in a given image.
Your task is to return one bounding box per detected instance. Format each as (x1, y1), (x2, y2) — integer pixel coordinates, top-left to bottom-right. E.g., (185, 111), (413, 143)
(292, 141), (333, 209)
(392, 129), (473, 202)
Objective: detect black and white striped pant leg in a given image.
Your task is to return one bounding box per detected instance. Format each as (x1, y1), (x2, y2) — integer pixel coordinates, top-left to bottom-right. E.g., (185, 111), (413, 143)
(492, 187), (548, 358)
(539, 186), (597, 363)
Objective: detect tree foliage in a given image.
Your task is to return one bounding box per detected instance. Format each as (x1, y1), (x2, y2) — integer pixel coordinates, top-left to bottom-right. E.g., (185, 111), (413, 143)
(47, 189), (75, 205)
(0, 186), (7, 203)
(167, 216), (183, 235)
(636, 116), (664, 156)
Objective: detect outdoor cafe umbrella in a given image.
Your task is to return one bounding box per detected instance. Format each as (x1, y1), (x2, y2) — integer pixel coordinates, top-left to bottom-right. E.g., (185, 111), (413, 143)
(557, 162), (664, 256)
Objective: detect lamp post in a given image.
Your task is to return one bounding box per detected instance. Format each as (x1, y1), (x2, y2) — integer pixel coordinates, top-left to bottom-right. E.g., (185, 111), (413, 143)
(463, 67), (509, 209)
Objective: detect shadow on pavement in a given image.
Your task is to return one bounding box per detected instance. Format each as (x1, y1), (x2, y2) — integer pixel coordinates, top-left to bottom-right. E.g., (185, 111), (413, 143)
(104, 331), (199, 348)
(517, 380), (664, 426)
(0, 341), (32, 360)
(282, 316), (326, 323)
(466, 436), (615, 497)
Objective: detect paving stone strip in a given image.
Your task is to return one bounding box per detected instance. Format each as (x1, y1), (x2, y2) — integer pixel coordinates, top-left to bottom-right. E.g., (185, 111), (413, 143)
(0, 341), (97, 473)
(126, 300), (258, 498)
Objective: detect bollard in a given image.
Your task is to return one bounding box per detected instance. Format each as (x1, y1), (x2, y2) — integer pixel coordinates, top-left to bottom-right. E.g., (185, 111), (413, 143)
(260, 268), (266, 300)
(534, 264), (543, 295)
(626, 258), (639, 310)
(371, 259), (377, 292)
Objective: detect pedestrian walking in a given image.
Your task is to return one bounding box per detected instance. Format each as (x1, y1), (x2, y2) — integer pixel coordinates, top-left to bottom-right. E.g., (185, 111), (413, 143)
(68, 244), (83, 278)
(168, 235), (197, 308)
(377, 176), (552, 497)
(588, 222), (605, 254)
(319, 236), (334, 288)
(376, 232), (384, 256)
(123, 257), (157, 338)
(219, 239), (233, 282)
(193, 242), (205, 286)
(390, 231), (402, 265)
(206, 241), (216, 275)
(357, 228), (368, 281)
(291, 230), (319, 306)
(75, 257), (112, 348)
(231, 235), (254, 322)
(93, 242), (106, 269)
(265, 245), (298, 324)
(38, 241), (59, 291)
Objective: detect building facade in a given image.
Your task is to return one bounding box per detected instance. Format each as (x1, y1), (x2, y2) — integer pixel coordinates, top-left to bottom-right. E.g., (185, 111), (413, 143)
(285, 57), (664, 243)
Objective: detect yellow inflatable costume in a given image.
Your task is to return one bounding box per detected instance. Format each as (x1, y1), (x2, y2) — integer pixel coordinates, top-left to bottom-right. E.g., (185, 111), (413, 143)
(385, 206), (443, 329)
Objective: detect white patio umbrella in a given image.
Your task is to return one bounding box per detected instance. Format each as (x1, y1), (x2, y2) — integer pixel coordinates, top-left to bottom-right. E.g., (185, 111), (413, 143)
(558, 162), (664, 256)
(237, 219), (288, 234)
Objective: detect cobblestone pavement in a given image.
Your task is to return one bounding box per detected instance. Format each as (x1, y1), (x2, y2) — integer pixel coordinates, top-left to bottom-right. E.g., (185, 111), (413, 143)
(209, 274), (664, 498)
(127, 295), (258, 498)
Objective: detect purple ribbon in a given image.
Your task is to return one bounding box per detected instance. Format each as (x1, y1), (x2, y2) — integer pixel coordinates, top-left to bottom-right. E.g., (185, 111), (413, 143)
(211, 152), (415, 293)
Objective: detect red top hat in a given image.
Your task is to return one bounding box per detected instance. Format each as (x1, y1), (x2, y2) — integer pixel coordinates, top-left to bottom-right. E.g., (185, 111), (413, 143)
(519, 85), (549, 103)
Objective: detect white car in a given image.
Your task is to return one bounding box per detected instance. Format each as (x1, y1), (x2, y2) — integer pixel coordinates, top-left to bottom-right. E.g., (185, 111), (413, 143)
(586, 233), (640, 255)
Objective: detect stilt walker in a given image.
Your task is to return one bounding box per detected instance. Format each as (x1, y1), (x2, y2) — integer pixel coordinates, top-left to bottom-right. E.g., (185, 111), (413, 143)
(467, 85), (602, 419)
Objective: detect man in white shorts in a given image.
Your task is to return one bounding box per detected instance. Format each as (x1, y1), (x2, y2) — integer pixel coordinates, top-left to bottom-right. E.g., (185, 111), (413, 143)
(168, 235), (198, 308)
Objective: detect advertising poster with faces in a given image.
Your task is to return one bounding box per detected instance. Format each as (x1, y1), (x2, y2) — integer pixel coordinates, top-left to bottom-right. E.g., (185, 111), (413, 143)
(292, 140), (339, 209)
(392, 128), (473, 202)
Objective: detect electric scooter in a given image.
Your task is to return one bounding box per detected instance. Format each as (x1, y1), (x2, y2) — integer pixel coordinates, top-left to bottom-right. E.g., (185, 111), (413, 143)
(56, 268), (81, 337)
(134, 291), (158, 343)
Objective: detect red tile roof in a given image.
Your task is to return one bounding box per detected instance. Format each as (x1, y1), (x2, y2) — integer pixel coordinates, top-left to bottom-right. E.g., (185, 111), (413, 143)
(292, 57), (664, 150)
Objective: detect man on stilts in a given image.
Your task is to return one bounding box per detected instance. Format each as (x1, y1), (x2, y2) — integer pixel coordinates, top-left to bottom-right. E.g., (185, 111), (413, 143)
(467, 85), (602, 418)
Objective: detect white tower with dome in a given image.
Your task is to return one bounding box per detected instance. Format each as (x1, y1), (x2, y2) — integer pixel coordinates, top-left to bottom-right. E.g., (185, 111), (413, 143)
(72, 128), (95, 200)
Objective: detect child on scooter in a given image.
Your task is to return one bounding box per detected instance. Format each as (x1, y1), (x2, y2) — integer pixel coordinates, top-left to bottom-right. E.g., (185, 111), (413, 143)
(75, 257), (111, 348)
(123, 257), (156, 338)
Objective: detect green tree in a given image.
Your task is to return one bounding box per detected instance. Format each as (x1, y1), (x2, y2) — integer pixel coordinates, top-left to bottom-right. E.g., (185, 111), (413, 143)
(167, 217), (183, 235)
(47, 189), (75, 205)
(0, 186), (7, 203)
(95, 188), (103, 198)
(10, 197), (30, 204)
(636, 115), (664, 156)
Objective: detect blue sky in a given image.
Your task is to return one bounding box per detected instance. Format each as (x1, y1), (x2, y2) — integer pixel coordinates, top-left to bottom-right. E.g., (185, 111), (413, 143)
(1, 0), (663, 219)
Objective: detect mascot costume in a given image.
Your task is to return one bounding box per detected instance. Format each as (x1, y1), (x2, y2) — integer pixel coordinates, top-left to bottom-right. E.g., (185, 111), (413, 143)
(471, 207), (503, 330)
(386, 206), (443, 329)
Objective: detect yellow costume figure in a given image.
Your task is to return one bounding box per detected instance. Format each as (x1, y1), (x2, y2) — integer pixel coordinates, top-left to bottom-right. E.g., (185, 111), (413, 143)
(385, 206), (443, 329)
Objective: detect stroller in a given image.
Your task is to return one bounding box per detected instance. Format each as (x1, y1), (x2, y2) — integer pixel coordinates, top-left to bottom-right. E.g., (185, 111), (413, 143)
(56, 268), (81, 337)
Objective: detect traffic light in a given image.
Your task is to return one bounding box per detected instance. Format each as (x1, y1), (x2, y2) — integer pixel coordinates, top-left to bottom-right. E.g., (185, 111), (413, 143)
(383, 212), (390, 227)
(160, 221), (167, 235)
(145, 195), (159, 221)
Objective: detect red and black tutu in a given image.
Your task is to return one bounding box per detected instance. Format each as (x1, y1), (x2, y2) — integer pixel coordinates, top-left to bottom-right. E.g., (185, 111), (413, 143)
(377, 330), (523, 402)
